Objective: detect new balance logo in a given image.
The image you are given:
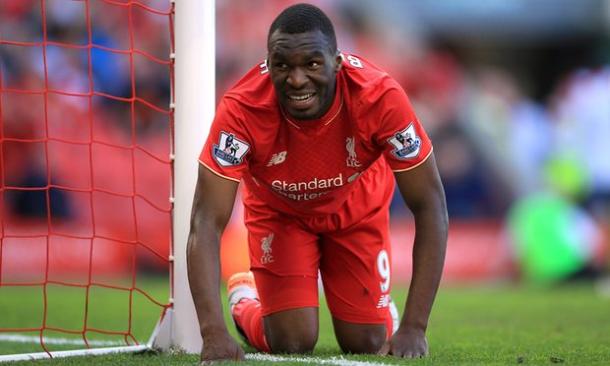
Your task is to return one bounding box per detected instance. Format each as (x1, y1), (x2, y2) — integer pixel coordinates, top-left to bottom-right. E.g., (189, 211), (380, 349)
(376, 294), (391, 309)
(267, 151), (287, 166)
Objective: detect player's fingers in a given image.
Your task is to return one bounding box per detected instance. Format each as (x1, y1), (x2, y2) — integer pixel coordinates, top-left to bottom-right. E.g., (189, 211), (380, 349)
(412, 345), (428, 358)
(389, 350), (402, 358)
(388, 344), (406, 358)
(406, 349), (427, 359)
(377, 341), (391, 356)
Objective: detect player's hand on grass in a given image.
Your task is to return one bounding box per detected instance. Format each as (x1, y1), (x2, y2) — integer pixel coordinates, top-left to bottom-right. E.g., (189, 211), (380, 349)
(377, 326), (428, 358)
(199, 329), (245, 364)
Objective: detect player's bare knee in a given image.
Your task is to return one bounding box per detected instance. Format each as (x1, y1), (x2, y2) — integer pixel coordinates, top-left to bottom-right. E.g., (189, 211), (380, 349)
(337, 327), (386, 354)
(264, 307), (319, 354)
(269, 330), (317, 354)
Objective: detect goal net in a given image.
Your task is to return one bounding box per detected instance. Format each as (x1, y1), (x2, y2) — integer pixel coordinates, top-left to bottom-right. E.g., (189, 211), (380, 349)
(0, 0), (209, 361)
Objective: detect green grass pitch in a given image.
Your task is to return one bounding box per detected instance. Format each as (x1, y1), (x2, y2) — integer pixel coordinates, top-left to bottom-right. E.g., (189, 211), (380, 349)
(1, 278), (609, 365)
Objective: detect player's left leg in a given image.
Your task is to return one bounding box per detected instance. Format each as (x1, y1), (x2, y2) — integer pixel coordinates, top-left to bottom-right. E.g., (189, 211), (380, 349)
(330, 300), (399, 354)
(319, 205), (398, 354)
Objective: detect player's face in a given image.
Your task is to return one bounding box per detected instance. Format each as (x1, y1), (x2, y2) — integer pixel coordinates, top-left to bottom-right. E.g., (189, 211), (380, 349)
(267, 30), (342, 120)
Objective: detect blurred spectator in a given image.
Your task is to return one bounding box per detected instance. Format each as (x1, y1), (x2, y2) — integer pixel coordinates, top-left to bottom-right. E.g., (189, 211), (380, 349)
(3, 1), (609, 277)
(461, 67), (554, 199)
(507, 157), (603, 284)
(508, 99), (553, 195)
(550, 66), (610, 220)
(433, 125), (500, 218)
(1, 1), (172, 258)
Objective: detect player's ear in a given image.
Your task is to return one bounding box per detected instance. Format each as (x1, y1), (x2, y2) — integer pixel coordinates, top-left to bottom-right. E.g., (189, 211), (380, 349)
(334, 51), (343, 73)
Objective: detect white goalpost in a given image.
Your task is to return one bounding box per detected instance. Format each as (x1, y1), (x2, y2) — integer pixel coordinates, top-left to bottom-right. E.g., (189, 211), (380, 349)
(0, 0), (214, 361)
(154, 0), (216, 354)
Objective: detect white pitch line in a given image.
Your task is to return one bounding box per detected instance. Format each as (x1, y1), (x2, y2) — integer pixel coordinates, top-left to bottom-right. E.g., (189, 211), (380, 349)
(246, 353), (391, 366)
(0, 345), (149, 363)
(1, 335), (391, 365)
(0, 334), (123, 347)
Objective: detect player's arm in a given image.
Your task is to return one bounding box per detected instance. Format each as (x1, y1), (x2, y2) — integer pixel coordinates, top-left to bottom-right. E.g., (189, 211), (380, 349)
(382, 152), (448, 358)
(187, 164), (244, 363)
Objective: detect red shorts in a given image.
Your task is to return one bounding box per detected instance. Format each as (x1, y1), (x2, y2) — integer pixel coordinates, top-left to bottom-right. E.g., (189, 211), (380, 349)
(244, 190), (395, 326)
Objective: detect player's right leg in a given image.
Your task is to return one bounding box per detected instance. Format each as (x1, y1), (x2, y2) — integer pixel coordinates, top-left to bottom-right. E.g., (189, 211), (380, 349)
(230, 206), (321, 354)
(255, 272), (319, 353)
(228, 271), (319, 353)
(227, 271), (269, 351)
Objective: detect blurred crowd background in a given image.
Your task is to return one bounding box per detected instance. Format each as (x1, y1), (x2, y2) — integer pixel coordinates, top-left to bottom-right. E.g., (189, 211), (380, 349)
(218, 0), (610, 217)
(217, 0), (610, 284)
(1, 0), (609, 285)
(1, 0), (173, 281)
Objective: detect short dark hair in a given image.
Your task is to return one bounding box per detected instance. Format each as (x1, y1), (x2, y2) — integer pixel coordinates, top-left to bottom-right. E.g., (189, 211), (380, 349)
(268, 3), (337, 52)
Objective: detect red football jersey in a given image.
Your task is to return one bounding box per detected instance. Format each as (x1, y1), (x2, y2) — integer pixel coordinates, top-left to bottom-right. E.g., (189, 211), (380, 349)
(199, 53), (433, 216)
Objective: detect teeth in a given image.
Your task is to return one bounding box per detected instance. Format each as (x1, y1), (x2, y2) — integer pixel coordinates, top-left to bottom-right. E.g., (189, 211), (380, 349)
(290, 94), (313, 101)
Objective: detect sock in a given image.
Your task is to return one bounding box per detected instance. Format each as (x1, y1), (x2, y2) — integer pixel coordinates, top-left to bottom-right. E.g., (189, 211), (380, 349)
(232, 298), (270, 352)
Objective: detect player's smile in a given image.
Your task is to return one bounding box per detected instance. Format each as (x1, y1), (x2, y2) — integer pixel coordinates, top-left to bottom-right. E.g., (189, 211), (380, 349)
(267, 30), (342, 120)
(286, 91), (317, 111)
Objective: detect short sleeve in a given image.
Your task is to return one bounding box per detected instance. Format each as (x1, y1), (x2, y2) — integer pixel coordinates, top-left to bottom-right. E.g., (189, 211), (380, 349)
(373, 84), (433, 171)
(199, 98), (252, 182)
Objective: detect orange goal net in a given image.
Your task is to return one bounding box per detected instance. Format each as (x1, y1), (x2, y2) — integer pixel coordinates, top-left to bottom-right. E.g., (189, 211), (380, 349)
(0, 0), (174, 359)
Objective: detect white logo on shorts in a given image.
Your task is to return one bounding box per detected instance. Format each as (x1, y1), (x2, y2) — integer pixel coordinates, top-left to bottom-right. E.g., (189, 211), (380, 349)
(260, 233), (275, 264)
(376, 294), (391, 309)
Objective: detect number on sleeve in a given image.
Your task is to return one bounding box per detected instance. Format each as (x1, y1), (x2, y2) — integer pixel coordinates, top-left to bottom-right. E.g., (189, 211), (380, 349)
(347, 55), (363, 68)
(259, 60), (269, 74)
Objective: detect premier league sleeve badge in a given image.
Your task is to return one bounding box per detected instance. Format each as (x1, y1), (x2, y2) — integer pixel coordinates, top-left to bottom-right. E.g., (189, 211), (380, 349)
(213, 131), (250, 166)
(387, 123), (421, 159)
